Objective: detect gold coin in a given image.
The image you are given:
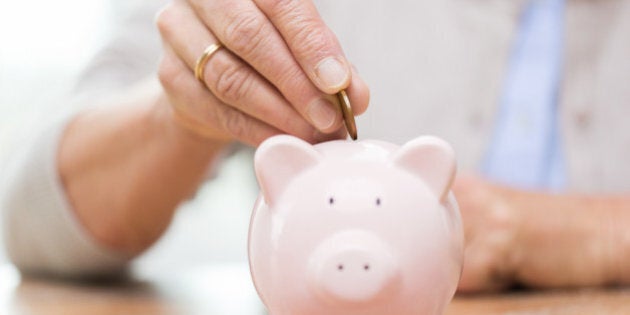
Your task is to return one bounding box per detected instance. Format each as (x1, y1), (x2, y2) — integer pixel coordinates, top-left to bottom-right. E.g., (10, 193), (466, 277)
(336, 90), (358, 140)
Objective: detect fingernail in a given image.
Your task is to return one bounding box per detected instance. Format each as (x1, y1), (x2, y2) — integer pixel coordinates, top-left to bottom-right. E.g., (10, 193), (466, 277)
(315, 57), (349, 90)
(308, 98), (338, 131)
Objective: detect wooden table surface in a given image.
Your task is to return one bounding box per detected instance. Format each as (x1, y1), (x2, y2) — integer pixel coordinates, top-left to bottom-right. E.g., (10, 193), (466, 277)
(2, 263), (630, 315)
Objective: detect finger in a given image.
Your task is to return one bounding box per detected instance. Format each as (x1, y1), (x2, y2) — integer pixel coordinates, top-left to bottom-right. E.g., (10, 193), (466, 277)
(316, 127), (348, 143)
(158, 43), (283, 147)
(346, 65), (370, 116)
(188, 0), (343, 133)
(254, 0), (351, 93)
(459, 246), (514, 293)
(156, 2), (320, 141)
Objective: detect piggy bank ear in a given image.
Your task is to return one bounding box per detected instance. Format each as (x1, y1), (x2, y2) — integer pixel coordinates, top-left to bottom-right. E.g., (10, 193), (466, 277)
(255, 135), (322, 205)
(391, 136), (456, 201)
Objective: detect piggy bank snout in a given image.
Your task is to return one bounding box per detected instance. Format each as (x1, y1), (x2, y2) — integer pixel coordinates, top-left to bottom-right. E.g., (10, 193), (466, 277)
(309, 231), (401, 305)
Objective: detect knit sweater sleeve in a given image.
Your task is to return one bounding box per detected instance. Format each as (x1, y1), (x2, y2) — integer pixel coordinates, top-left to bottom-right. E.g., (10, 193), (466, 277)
(0, 0), (167, 277)
(1, 114), (128, 277)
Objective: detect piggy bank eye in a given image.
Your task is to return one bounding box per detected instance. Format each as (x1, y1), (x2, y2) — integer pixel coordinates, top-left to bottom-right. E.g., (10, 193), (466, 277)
(329, 197), (335, 205)
(376, 198), (381, 206)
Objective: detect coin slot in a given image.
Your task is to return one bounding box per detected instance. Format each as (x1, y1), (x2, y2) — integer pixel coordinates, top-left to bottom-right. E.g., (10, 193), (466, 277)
(329, 197), (335, 205)
(338, 264), (344, 271)
(376, 198), (381, 206)
(364, 264), (370, 271)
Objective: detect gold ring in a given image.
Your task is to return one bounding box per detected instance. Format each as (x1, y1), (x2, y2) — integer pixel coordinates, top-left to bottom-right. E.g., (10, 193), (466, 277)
(194, 43), (223, 82)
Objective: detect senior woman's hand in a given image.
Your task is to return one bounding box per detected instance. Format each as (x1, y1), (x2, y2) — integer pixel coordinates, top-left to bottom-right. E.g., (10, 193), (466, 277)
(155, 0), (370, 146)
(454, 174), (630, 292)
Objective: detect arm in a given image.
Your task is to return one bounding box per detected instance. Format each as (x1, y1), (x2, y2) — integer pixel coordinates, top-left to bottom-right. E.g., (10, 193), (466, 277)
(455, 174), (630, 292)
(1, 80), (228, 277)
(3, 0), (370, 277)
(58, 81), (227, 256)
(72, 0), (372, 255)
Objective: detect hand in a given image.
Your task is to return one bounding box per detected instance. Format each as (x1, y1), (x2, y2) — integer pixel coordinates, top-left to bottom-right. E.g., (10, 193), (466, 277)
(453, 174), (520, 292)
(155, 0), (370, 146)
(454, 174), (630, 292)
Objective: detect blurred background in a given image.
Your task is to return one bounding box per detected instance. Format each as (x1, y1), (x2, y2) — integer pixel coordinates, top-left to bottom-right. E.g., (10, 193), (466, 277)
(0, 0), (257, 275)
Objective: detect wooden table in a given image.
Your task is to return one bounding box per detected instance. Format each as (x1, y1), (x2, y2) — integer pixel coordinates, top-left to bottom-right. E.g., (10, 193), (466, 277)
(2, 263), (630, 315)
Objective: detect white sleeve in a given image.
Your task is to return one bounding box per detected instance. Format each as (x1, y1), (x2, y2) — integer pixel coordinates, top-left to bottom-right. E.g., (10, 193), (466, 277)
(0, 0), (168, 278)
(1, 113), (128, 278)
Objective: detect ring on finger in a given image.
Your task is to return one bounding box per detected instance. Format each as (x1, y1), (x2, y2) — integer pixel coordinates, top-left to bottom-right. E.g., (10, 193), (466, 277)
(194, 42), (223, 83)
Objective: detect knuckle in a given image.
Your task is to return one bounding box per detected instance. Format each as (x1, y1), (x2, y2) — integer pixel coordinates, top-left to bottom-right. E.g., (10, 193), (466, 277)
(261, 0), (298, 15)
(155, 3), (179, 38)
(213, 63), (256, 103)
(260, 0), (332, 59)
(223, 12), (270, 57)
(290, 23), (332, 58)
(157, 56), (185, 93)
(221, 107), (249, 139)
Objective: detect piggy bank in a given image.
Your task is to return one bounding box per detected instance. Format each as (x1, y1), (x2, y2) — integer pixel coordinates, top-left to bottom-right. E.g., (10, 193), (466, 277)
(248, 135), (463, 315)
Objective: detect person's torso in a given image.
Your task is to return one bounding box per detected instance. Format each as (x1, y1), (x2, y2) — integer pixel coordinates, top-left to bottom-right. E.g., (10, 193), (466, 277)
(315, 0), (630, 192)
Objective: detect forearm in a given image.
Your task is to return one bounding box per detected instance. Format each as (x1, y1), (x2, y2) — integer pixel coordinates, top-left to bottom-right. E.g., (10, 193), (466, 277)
(58, 85), (228, 257)
(503, 188), (630, 287)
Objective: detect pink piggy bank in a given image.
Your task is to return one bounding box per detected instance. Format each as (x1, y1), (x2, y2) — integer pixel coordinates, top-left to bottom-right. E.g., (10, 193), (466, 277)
(249, 135), (463, 315)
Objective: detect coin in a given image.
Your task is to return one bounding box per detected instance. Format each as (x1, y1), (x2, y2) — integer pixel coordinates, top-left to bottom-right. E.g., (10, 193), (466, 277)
(336, 90), (358, 140)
